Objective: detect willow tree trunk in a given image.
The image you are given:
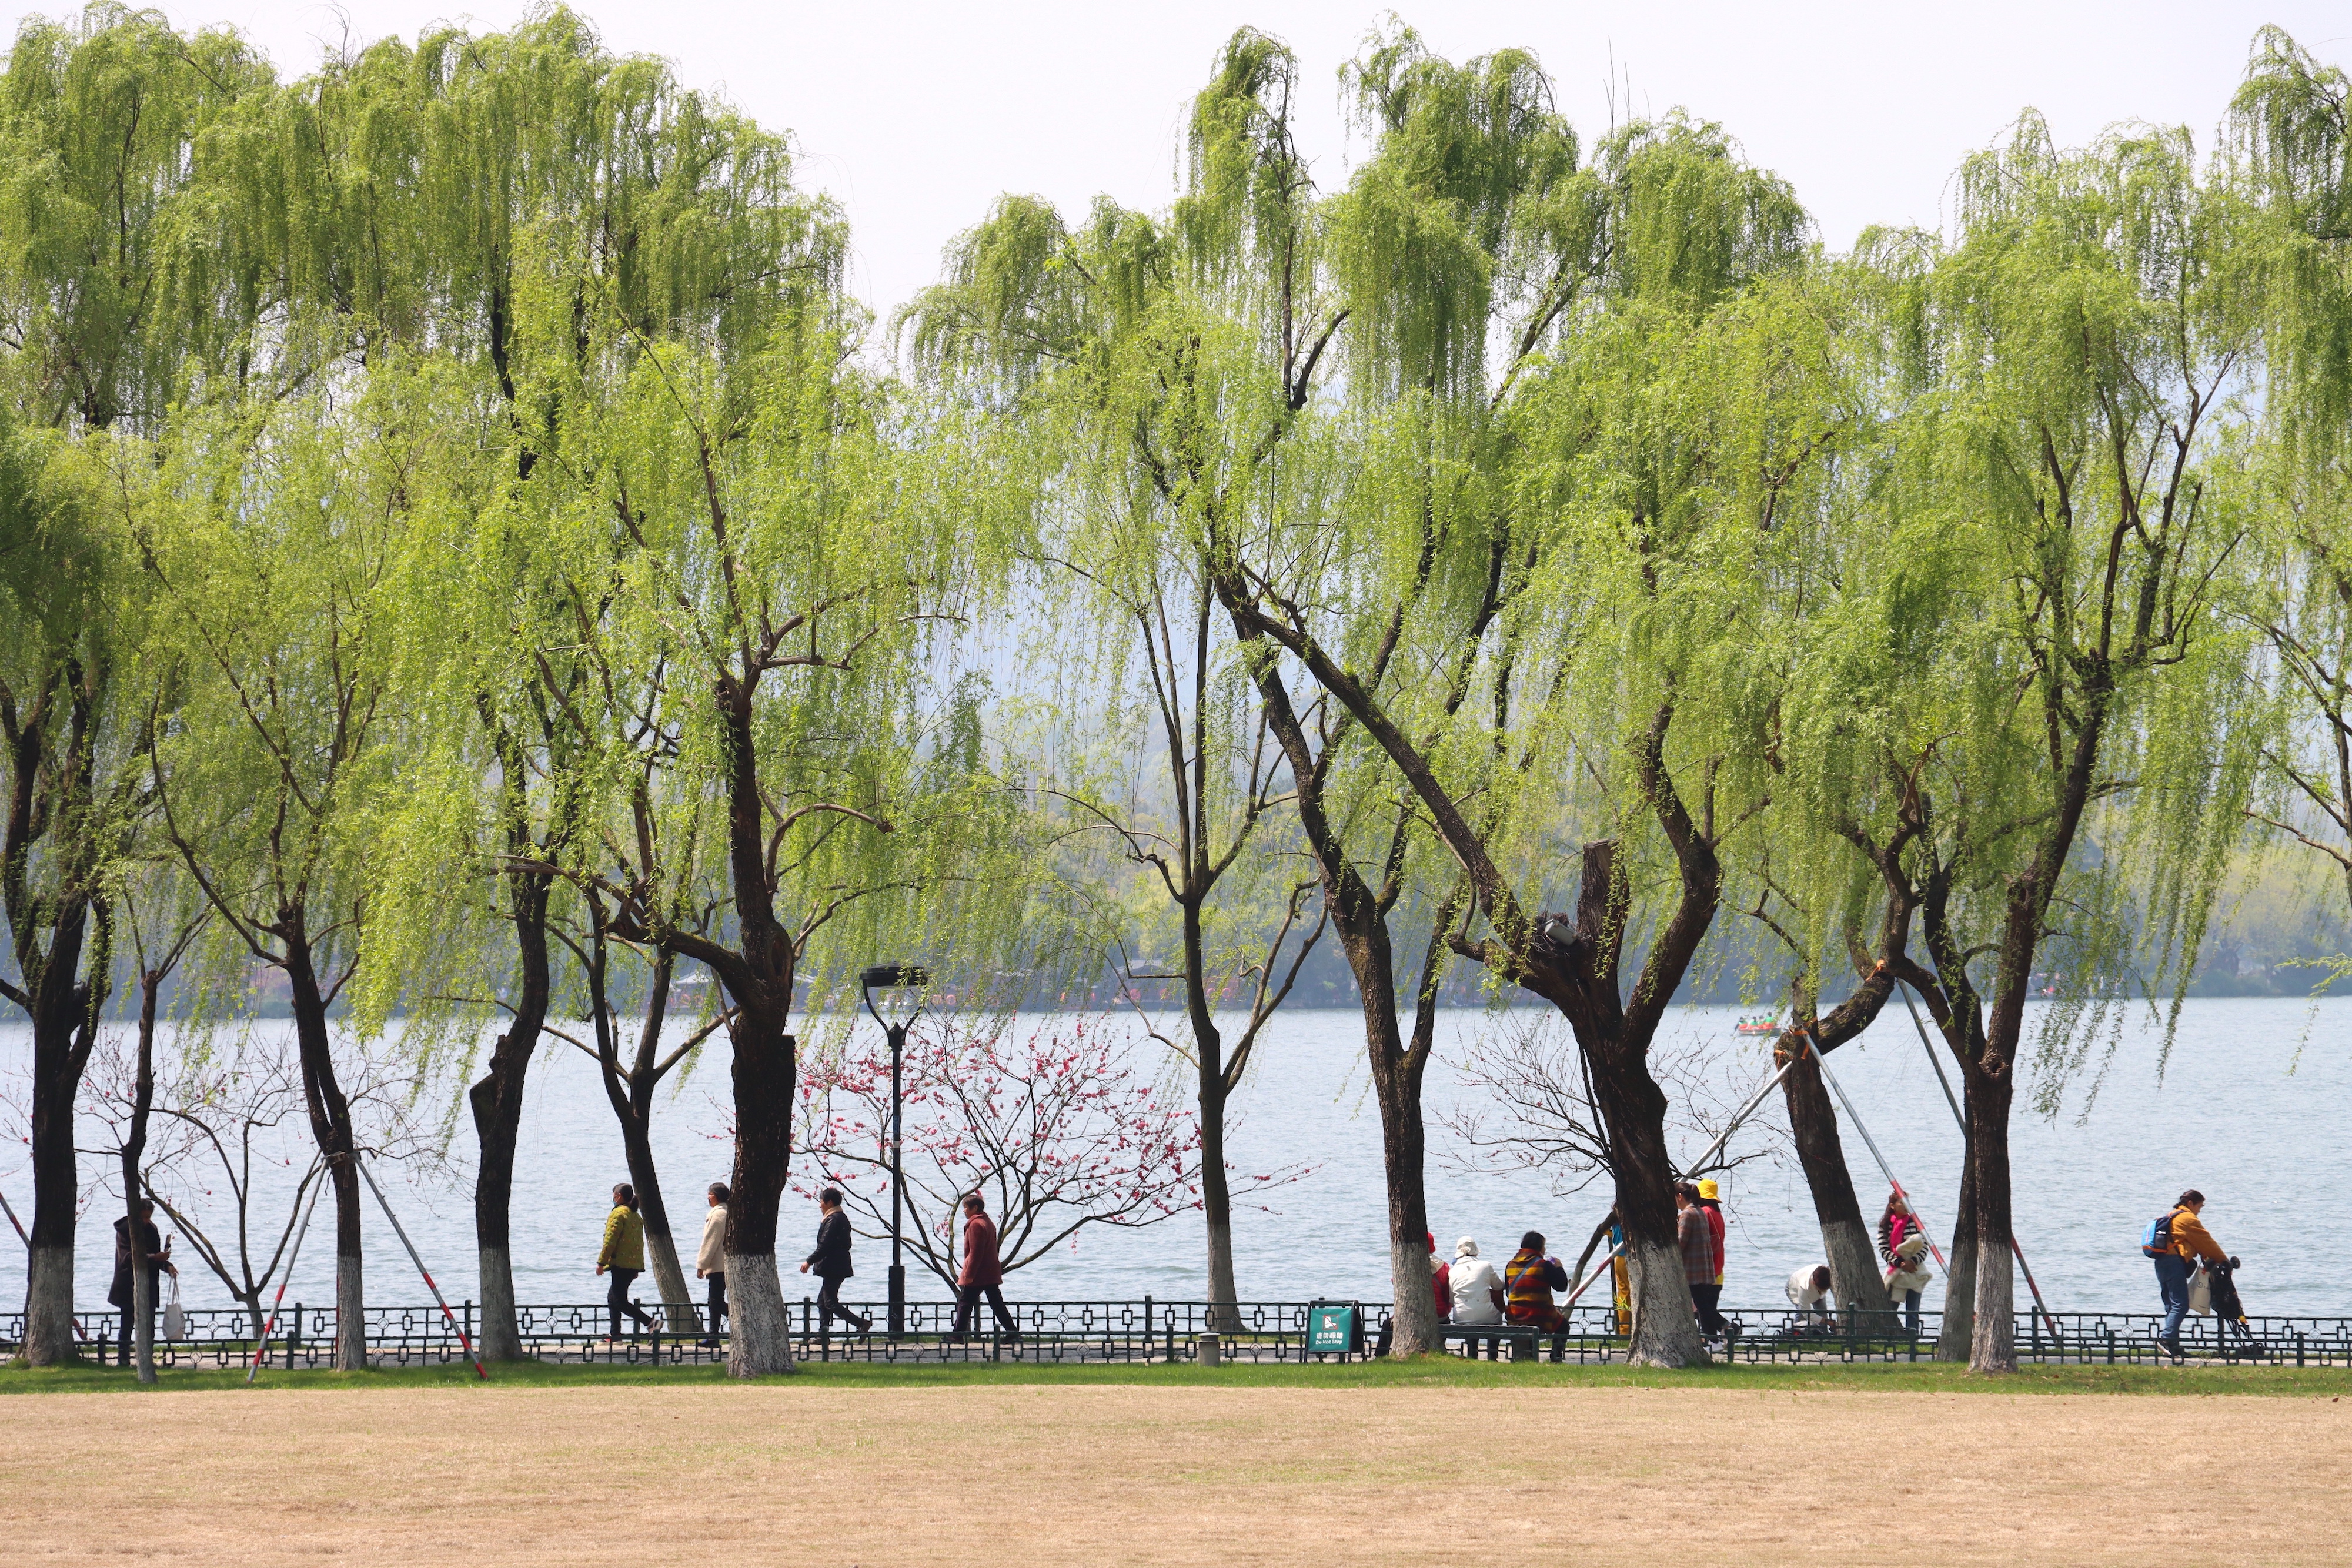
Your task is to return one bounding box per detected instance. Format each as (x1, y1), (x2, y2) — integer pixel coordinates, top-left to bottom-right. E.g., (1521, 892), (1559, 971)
(1584, 1036), (1706, 1367)
(285, 932), (366, 1371)
(1965, 1062), (2017, 1372)
(616, 1103), (696, 1332)
(122, 965), (162, 1383)
(1367, 1001), (1436, 1358)
(470, 890), (549, 1362)
(1936, 1135), (1979, 1362)
(1780, 1049), (1893, 1324)
(723, 1019), (795, 1378)
(1197, 1062), (1241, 1335)
(21, 998), (89, 1366)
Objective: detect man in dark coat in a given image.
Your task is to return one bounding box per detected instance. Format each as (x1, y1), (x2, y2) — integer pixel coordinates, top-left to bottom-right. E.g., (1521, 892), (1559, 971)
(798, 1187), (871, 1333)
(109, 1200), (178, 1367)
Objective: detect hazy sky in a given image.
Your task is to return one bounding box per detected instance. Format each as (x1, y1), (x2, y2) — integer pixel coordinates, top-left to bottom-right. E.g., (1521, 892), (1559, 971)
(45, 1), (2352, 321)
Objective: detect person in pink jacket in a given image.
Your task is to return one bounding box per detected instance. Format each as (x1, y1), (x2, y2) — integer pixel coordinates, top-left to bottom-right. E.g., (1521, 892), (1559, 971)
(950, 1193), (1020, 1341)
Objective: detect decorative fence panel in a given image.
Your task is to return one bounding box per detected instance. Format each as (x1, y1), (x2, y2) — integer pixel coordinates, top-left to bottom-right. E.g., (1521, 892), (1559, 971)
(8, 1299), (2347, 1369)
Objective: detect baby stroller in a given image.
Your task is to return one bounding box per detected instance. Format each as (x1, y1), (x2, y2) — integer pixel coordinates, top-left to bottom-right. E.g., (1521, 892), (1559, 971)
(2201, 1257), (2267, 1361)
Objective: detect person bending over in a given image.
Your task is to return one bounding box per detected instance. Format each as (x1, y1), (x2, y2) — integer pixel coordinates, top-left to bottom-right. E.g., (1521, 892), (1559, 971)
(1785, 1264), (1835, 1332)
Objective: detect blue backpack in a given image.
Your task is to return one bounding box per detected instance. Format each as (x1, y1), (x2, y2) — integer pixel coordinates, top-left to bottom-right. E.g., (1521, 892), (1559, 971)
(2140, 1211), (2176, 1259)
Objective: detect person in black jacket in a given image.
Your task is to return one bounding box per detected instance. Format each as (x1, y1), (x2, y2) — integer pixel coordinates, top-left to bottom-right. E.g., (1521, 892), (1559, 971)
(109, 1201), (178, 1367)
(798, 1187), (871, 1333)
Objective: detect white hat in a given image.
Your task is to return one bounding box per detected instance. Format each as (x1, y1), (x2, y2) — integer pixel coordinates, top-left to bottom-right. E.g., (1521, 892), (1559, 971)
(1455, 1236), (1480, 1258)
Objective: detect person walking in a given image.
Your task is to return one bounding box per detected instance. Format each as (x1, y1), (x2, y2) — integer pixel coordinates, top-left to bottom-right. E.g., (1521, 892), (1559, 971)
(594, 1182), (656, 1341)
(2150, 1188), (2234, 1361)
(799, 1186), (871, 1334)
(696, 1182), (729, 1346)
(1878, 1189), (1931, 1336)
(108, 1200), (178, 1368)
(950, 1193), (1019, 1341)
(1678, 1183), (1726, 1343)
(1696, 1179), (1726, 1293)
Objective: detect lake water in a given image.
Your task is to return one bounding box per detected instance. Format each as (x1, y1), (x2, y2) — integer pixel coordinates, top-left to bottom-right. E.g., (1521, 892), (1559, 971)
(5, 997), (2347, 1319)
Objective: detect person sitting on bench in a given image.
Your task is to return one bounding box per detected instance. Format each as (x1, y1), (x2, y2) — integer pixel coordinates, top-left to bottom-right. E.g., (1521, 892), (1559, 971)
(1449, 1238), (1505, 1327)
(1504, 1231), (1571, 1333)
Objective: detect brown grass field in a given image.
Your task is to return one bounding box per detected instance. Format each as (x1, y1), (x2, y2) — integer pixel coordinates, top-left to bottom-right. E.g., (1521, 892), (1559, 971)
(6, 1380), (2350, 1566)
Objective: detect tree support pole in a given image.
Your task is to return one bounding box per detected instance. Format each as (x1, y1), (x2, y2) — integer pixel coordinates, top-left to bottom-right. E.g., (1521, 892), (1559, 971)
(248, 1179), (324, 1385)
(358, 1155), (489, 1381)
(1682, 1052), (1802, 1179)
(1893, 988), (2064, 1347)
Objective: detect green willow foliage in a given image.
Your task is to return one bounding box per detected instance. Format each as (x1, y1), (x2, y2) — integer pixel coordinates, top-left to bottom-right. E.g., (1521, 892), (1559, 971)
(2, 6), (2340, 1379)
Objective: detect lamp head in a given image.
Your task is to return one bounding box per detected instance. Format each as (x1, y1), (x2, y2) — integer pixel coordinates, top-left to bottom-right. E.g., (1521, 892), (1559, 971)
(860, 964), (928, 991)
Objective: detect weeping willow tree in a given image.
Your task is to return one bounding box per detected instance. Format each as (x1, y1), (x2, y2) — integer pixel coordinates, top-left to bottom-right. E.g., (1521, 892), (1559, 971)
(1205, 25), (1812, 1365)
(472, 159), (1015, 1371)
(901, 32), (1347, 1331)
(1834, 115), (2257, 1372)
(135, 358), (455, 1373)
(2231, 30), (2352, 955)
(337, 8), (837, 1360)
(0, 4), (274, 1365)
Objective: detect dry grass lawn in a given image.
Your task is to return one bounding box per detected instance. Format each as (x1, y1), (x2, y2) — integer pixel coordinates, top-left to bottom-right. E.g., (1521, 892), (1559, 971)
(5, 1382), (2349, 1565)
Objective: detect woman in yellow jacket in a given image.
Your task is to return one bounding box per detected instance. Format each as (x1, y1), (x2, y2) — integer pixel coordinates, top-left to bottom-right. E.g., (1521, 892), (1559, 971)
(596, 1182), (657, 1341)
(2154, 1188), (2232, 1359)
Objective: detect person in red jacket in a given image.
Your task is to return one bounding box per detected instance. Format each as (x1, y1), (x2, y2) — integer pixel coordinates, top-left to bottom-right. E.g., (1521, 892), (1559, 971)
(1428, 1232), (1451, 1323)
(951, 1192), (1020, 1341)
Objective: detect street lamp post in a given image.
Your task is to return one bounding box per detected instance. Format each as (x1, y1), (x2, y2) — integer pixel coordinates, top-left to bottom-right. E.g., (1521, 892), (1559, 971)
(859, 963), (927, 1338)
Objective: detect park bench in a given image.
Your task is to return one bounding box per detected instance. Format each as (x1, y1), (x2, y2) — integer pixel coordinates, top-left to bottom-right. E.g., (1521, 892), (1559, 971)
(1439, 1323), (1569, 1362)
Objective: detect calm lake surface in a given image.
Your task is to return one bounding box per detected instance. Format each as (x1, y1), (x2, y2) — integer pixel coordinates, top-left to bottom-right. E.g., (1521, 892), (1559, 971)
(6, 997), (2347, 1318)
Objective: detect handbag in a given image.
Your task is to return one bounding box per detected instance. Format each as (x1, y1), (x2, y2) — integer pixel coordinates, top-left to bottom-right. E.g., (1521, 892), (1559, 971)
(161, 1275), (185, 1342)
(2186, 1265), (2213, 1317)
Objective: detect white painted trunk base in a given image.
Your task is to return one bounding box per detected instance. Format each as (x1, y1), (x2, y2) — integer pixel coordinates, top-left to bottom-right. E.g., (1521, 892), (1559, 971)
(726, 1253), (794, 1378)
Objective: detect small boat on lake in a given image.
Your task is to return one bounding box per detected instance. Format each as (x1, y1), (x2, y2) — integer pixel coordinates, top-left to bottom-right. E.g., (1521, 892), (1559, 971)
(1732, 1016), (1782, 1037)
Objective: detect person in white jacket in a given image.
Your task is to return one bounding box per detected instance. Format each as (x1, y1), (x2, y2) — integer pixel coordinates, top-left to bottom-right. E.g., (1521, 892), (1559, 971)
(1786, 1263), (1834, 1332)
(696, 1183), (729, 1346)
(1448, 1237), (1505, 1326)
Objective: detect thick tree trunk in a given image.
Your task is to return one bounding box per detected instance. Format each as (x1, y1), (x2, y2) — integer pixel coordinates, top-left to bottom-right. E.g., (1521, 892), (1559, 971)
(1198, 1079), (1241, 1335)
(723, 1017), (796, 1378)
(1369, 1015), (1435, 1358)
(469, 882), (549, 1362)
(1936, 1135), (1979, 1362)
(1966, 1064), (2017, 1373)
(285, 934), (367, 1372)
(1780, 1049), (1893, 1323)
(22, 1000), (93, 1367)
(1585, 1039), (1706, 1368)
(476, 1244), (520, 1362)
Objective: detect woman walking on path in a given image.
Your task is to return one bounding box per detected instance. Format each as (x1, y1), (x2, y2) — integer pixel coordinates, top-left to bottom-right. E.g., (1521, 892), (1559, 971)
(1878, 1190), (1931, 1336)
(595, 1183), (657, 1341)
(950, 1193), (1020, 1341)
(2151, 1188), (2234, 1360)
(696, 1183), (729, 1346)
(1677, 1183), (1725, 1343)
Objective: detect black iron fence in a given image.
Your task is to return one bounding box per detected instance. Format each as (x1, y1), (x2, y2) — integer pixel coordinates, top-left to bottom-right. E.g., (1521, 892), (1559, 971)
(8, 1297), (2348, 1369)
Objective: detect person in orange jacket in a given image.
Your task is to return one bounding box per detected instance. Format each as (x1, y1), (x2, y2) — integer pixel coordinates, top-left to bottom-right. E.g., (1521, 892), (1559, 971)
(2154, 1188), (2234, 1359)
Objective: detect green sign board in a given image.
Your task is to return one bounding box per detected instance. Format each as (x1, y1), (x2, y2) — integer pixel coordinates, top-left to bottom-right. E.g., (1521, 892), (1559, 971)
(1307, 1303), (1358, 1354)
